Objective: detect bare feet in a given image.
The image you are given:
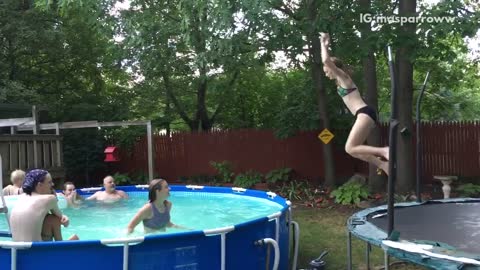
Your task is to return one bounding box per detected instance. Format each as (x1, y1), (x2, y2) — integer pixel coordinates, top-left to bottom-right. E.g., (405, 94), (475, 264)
(382, 146), (389, 161)
(379, 161), (389, 176)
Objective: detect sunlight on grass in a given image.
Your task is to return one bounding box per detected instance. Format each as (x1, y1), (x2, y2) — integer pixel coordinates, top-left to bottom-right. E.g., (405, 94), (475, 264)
(292, 205), (428, 270)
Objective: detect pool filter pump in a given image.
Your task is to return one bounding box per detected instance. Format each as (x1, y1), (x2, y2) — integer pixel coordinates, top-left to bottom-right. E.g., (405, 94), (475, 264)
(299, 250), (328, 270)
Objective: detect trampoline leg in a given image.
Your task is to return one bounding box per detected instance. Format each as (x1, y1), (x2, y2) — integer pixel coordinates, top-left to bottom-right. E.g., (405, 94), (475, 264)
(384, 250), (390, 270)
(347, 231), (352, 270)
(366, 242), (371, 270)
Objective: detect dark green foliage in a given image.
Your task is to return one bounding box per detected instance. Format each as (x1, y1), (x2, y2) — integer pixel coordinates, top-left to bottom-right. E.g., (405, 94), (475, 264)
(457, 183), (480, 198)
(265, 167), (292, 184)
(233, 170), (263, 188)
(210, 161), (235, 183)
(331, 182), (370, 205)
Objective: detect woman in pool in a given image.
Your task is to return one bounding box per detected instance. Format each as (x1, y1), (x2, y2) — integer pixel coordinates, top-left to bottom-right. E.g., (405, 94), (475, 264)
(127, 179), (183, 234)
(320, 32), (389, 174)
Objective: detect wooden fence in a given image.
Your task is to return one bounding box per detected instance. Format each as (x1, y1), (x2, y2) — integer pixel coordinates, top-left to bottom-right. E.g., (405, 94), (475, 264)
(115, 121), (480, 184)
(0, 135), (65, 179)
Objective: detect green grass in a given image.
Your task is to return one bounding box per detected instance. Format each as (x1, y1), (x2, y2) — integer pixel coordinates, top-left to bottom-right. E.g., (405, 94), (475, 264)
(292, 205), (427, 270)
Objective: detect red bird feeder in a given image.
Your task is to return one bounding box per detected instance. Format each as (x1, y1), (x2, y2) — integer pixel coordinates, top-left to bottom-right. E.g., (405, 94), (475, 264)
(104, 146), (120, 162)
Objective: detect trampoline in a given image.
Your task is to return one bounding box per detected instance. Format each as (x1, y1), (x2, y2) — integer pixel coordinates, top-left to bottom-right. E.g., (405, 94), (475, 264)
(347, 198), (480, 269)
(0, 185), (298, 270)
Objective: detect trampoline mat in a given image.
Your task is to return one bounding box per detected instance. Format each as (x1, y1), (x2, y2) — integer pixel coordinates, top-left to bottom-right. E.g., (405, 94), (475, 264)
(368, 202), (480, 254)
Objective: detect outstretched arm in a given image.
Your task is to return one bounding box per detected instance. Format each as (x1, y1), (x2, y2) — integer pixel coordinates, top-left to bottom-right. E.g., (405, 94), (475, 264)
(85, 192), (98, 201)
(127, 204), (150, 234)
(320, 33), (351, 83)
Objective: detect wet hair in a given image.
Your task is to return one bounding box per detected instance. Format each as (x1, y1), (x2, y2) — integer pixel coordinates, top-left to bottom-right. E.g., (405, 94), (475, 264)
(331, 57), (354, 77)
(63, 181), (75, 191)
(148, 179), (167, 203)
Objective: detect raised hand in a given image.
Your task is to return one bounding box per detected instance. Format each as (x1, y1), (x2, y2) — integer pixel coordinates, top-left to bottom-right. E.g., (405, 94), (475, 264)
(320, 32), (330, 47)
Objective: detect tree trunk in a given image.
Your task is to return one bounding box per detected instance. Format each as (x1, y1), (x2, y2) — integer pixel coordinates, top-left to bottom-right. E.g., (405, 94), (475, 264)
(359, 0), (386, 192)
(306, 0), (336, 187)
(396, 0), (416, 193)
(193, 73), (212, 131)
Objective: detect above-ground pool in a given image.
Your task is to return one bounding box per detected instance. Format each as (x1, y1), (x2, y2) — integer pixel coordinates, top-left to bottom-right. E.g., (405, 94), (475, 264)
(347, 198), (480, 270)
(0, 185), (294, 270)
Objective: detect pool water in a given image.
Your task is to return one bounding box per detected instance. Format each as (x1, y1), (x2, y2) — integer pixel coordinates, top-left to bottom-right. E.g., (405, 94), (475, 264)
(0, 191), (283, 240)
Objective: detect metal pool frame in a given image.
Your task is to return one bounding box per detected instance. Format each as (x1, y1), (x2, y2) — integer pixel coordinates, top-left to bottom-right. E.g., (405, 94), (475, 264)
(0, 185), (299, 270)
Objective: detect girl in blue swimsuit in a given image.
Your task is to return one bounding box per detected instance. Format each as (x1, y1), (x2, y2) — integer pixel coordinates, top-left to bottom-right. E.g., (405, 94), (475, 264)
(320, 33), (389, 175)
(127, 179), (182, 233)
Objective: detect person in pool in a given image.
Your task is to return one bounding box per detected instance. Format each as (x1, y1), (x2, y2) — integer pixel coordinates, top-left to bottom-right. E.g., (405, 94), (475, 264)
(10, 169), (75, 242)
(58, 181), (83, 207)
(127, 179), (183, 234)
(86, 175), (128, 202)
(2, 169), (25, 196)
(42, 187), (79, 241)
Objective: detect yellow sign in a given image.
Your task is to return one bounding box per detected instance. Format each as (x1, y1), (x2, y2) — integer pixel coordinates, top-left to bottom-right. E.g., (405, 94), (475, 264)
(318, 129), (334, 144)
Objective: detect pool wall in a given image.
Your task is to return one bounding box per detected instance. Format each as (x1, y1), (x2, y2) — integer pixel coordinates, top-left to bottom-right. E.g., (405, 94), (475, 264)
(0, 185), (291, 270)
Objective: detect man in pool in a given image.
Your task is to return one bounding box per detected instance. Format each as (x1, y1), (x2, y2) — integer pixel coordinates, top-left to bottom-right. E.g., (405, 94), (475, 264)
(10, 169), (73, 242)
(86, 175), (129, 202)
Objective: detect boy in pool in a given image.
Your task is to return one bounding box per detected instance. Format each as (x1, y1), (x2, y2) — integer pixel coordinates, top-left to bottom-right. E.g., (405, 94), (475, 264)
(2, 169), (25, 196)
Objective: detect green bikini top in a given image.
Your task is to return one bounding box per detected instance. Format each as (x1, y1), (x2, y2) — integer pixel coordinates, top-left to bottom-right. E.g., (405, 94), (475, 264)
(337, 86), (358, 97)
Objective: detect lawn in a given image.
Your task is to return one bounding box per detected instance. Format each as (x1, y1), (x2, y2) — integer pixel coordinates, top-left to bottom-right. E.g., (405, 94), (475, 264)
(292, 204), (427, 270)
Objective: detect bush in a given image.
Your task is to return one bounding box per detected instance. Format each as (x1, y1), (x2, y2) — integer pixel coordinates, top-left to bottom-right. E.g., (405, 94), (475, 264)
(233, 170), (263, 188)
(113, 172), (131, 185)
(330, 182), (369, 205)
(210, 161), (235, 183)
(457, 183), (480, 197)
(265, 167), (292, 184)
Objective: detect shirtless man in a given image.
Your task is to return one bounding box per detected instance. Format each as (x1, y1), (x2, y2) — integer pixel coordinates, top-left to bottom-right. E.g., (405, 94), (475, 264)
(86, 175), (128, 202)
(10, 169), (71, 242)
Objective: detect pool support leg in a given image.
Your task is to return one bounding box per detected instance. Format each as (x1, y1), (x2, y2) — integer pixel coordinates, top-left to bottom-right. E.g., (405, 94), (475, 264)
(366, 242), (371, 270)
(290, 221), (300, 270)
(347, 231), (352, 270)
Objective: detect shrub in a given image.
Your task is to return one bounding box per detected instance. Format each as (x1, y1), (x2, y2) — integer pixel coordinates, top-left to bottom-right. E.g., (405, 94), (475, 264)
(210, 161), (235, 183)
(113, 172), (131, 185)
(233, 170), (263, 188)
(457, 183), (480, 197)
(330, 182), (369, 205)
(265, 168), (292, 184)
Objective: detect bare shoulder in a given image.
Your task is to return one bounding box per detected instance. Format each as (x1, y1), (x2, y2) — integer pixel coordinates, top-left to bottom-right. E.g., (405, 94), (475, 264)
(138, 203), (152, 216)
(166, 200), (172, 209)
(43, 194), (57, 201)
(119, 190), (128, 197)
(86, 191), (100, 200)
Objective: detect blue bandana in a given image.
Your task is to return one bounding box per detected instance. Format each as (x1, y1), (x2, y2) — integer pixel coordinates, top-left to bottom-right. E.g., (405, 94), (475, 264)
(23, 169), (49, 190)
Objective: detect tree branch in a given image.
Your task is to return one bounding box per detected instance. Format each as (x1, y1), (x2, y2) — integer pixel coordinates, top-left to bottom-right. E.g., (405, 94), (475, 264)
(161, 72), (193, 127)
(268, 1), (302, 21)
(210, 70), (239, 123)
